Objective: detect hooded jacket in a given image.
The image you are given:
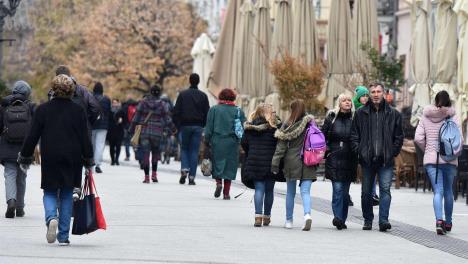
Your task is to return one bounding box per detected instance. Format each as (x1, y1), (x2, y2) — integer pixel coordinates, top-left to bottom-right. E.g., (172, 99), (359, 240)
(414, 105), (463, 166)
(130, 95), (176, 137)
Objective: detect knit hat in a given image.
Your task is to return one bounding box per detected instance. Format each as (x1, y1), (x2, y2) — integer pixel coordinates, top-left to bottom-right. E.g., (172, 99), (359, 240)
(51, 75), (75, 98)
(12, 80), (32, 99)
(353, 86), (369, 109)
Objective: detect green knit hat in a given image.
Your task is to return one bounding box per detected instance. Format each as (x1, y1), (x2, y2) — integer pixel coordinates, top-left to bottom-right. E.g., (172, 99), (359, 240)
(355, 86), (369, 99)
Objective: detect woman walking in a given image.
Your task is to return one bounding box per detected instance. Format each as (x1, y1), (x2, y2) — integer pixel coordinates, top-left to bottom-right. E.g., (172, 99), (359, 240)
(241, 104), (281, 227)
(321, 94), (357, 230)
(108, 99), (125, 166)
(18, 75), (94, 245)
(205, 88), (245, 200)
(415, 91), (463, 235)
(271, 99), (316, 231)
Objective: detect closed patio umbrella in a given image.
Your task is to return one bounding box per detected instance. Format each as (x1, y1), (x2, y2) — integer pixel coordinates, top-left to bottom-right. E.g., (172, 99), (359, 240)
(291, 0), (320, 65)
(454, 0), (468, 141)
(352, 0), (379, 71)
(191, 33), (217, 106)
(234, 1), (255, 95)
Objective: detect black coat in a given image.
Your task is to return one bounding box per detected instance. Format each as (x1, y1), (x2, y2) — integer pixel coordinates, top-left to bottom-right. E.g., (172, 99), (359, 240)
(173, 86), (210, 128)
(92, 93), (111, 130)
(241, 118), (284, 189)
(20, 98), (93, 190)
(0, 94), (35, 164)
(107, 108), (125, 143)
(321, 111), (357, 182)
(350, 101), (404, 167)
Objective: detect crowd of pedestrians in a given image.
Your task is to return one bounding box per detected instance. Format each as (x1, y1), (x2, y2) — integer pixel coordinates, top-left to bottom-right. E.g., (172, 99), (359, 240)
(0, 66), (465, 246)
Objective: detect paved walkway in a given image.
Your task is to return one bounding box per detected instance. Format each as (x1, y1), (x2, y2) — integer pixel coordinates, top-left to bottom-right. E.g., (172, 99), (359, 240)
(1, 153), (467, 263)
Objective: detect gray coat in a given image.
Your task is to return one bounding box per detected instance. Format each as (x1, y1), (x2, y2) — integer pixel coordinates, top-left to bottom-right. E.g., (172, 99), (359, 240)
(271, 115), (317, 181)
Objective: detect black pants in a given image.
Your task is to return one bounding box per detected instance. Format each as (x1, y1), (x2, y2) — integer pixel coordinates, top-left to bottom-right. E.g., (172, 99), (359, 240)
(109, 139), (122, 164)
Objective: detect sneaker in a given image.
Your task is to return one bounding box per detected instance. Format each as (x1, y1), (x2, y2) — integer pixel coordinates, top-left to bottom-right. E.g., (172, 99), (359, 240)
(5, 199), (15, 218)
(436, 220), (446, 235)
(46, 219), (58, 243)
(214, 184), (222, 198)
(142, 175), (150, 184)
(58, 240), (70, 246)
(379, 222), (392, 232)
(445, 222), (452, 232)
(254, 215), (262, 227)
(124, 157), (130, 161)
(16, 208), (25, 217)
(95, 166), (103, 174)
(179, 171), (188, 184)
(303, 214), (312, 231)
(188, 177), (196, 185)
(332, 217), (343, 230)
(284, 220), (293, 229)
(362, 222), (372, 230)
(263, 215), (271, 226)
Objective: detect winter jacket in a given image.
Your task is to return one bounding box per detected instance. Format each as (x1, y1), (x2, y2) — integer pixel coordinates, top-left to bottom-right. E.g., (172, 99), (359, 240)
(130, 95), (176, 138)
(73, 84), (101, 128)
(92, 93), (111, 130)
(321, 111), (357, 182)
(122, 99), (138, 129)
(205, 104), (246, 180)
(173, 86), (210, 128)
(107, 107), (125, 143)
(241, 118), (284, 188)
(20, 98), (93, 190)
(414, 105), (463, 166)
(271, 115), (317, 181)
(350, 101), (404, 167)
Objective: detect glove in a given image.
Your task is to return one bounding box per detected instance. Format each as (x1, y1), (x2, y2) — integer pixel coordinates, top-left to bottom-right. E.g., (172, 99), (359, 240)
(83, 158), (95, 169)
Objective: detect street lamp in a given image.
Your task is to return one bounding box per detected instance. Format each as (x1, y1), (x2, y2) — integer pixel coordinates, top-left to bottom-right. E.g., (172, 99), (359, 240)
(0, 0), (22, 75)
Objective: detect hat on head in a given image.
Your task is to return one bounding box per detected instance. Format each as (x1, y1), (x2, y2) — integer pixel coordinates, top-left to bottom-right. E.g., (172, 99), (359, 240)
(12, 80), (32, 99)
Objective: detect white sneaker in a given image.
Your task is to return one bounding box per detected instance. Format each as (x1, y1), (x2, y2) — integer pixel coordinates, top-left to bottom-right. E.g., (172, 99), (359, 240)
(284, 220), (293, 229)
(58, 240), (70, 246)
(303, 214), (312, 231)
(46, 219), (58, 243)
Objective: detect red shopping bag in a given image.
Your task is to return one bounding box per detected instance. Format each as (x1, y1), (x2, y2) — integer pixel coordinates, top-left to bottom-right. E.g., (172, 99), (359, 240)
(88, 170), (107, 230)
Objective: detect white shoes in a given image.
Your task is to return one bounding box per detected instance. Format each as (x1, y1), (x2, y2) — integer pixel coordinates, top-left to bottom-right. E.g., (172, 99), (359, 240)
(46, 219), (58, 243)
(302, 214), (312, 231)
(284, 220), (293, 229)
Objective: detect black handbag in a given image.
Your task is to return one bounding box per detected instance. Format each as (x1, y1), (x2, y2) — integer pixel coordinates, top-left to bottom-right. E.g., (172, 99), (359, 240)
(72, 173), (98, 235)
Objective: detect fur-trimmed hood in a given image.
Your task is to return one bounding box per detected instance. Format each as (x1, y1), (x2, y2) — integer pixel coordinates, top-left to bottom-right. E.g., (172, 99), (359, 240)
(274, 115), (314, 141)
(244, 117), (281, 132)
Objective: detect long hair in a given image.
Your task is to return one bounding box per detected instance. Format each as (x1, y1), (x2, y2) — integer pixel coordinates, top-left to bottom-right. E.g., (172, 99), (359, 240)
(329, 93), (355, 123)
(248, 103), (276, 128)
(287, 99), (306, 126)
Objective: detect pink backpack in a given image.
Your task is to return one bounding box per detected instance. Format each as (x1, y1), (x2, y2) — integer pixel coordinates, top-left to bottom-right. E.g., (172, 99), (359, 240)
(301, 121), (326, 166)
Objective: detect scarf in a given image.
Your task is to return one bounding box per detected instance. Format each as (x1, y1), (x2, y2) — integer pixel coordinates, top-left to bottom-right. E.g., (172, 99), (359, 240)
(219, 100), (236, 106)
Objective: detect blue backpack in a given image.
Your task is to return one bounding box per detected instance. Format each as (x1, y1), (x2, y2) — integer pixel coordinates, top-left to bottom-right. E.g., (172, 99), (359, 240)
(234, 107), (244, 139)
(436, 117), (462, 183)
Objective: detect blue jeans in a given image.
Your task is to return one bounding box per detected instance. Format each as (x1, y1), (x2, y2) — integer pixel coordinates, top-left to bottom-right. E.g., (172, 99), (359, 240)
(286, 180), (312, 221)
(425, 164), (456, 224)
(361, 165), (393, 224)
(43, 188), (73, 242)
(254, 180), (275, 216)
(180, 126), (203, 177)
(332, 181), (351, 222)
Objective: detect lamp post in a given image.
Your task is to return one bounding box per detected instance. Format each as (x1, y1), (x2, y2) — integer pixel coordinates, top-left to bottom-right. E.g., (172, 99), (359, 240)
(0, 0), (22, 75)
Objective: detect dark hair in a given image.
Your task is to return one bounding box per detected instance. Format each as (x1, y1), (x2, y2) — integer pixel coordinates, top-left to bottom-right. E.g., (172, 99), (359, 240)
(55, 65), (71, 76)
(218, 88), (236, 101)
(287, 99), (306, 126)
(150, 84), (162, 97)
(189, 73), (200, 87)
(93, 82), (104, 94)
(370, 83), (384, 91)
(435, 90), (452, 107)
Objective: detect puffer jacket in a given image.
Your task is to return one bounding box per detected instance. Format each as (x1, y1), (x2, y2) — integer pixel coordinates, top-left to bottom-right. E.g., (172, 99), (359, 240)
(414, 105), (463, 166)
(271, 115), (317, 181)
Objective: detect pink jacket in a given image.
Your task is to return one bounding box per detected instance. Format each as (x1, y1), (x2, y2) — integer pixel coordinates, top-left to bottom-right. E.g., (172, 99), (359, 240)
(414, 105), (463, 166)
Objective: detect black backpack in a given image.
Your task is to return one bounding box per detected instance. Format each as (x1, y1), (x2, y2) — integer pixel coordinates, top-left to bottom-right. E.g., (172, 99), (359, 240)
(3, 100), (32, 143)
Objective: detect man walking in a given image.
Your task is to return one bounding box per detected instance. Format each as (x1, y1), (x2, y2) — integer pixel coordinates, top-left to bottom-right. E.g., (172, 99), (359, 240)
(91, 82), (111, 173)
(173, 74), (210, 185)
(351, 83), (404, 232)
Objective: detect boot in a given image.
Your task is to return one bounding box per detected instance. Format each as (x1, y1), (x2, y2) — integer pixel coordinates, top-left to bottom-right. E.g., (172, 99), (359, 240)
(262, 215), (271, 226)
(188, 176), (196, 185)
(151, 172), (158, 183)
(254, 215), (263, 227)
(5, 199), (15, 218)
(142, 175), (150, 183)
(16, 207), (25, 217)
(214, 184), (222, 198)
(179, 170), (188, 184)
(436, 220), (446, 235)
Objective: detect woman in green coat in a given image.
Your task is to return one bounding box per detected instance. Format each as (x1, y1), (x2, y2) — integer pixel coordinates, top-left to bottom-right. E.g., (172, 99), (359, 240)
(205, 88), (246, 200)
(271, 99), (317, 231)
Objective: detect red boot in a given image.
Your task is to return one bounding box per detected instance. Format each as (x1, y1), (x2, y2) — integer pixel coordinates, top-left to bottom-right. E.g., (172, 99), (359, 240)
(142, 175), (150, 183)
(152, 171), (158, 183)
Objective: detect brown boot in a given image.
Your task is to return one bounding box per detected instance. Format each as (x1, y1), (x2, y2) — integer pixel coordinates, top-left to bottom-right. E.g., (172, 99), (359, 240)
(263, 215), (271, 226)
(254, 215), (263, 227)
(142, 175), (150, 183)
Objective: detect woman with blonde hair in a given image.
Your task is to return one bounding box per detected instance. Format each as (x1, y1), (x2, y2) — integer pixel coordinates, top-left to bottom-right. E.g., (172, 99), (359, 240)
(241, 103), (282, 227)
(321, 93), (357, 230)
(271, 99), (316, 231)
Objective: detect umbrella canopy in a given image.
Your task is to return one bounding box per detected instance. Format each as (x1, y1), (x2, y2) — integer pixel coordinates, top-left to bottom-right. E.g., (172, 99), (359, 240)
(352, 0), (379, 71)
(324, 0), (354, 109)
(207, 0), (242, 99)
(234, 1), (255, 95)
(291, 0), (320, 65)
(454, 0), (468, 140)
(250, 0), (272, 97)
(271, 0), (292, 59)
(409, 0), (432, 126)
(191, 33), (217, 106)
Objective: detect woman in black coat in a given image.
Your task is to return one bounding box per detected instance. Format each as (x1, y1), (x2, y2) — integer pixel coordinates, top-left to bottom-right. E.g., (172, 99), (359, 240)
(241, 104), (282, 227)
(108, 99), (125, 165)
(321, 94), (357, 230)
(18, 75), (93, 245)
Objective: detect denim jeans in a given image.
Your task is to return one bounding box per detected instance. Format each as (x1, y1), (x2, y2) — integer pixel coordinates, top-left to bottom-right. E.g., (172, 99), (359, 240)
(425, 164), (456, 224)
(331, 181), (351, 222)
(92, 129), (108, 167)
(4, 162), (27, 208)
(43, 188), (73, 242)
(180, 126), (203, 177)
(286, 180), (312, 221)
(254, 180), (275, 216)
(140, 135), (161, 175)
(361, 165), (393, 224)
(123, 130), (132, 159)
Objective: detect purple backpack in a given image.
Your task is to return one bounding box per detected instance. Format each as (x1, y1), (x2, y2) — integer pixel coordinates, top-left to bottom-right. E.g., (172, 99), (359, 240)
(301, 121), (326, 166)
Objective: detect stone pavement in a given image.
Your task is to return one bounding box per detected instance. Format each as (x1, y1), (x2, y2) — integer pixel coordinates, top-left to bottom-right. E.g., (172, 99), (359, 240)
(0, 154), (468, 264)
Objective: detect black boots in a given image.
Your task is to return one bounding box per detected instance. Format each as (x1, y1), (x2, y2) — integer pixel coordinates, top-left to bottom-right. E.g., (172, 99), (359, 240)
(5, 199), (16, 218)
(179, 170), (188, 184)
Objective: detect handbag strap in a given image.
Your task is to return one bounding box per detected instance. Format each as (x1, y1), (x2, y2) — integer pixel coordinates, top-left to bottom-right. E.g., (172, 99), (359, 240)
(142, 111), (153, 124)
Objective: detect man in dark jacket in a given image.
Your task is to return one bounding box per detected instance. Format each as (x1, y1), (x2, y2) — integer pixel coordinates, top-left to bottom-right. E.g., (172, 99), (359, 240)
(91, 82), (111, 173)
(0, 81), (34, 218)
(351, 83), (404, 232)
(173, 74), (210, 185)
